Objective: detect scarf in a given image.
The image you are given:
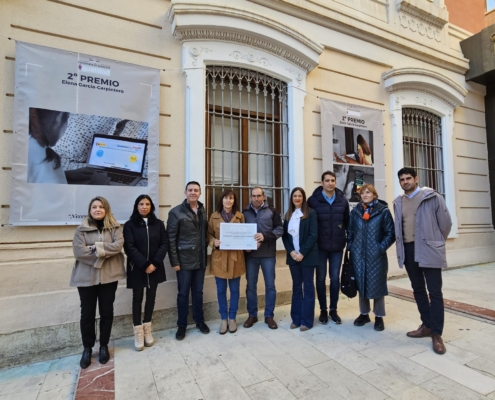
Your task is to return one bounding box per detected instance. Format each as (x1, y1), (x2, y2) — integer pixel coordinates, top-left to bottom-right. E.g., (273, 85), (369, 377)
(361, 199), (378, 221)
(288, 208), (303, 253)
(221, 209), (234, 223)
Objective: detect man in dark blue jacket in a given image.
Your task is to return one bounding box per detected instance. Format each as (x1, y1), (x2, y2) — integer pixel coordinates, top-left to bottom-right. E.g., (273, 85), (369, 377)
(242, 186), (283, 330)
(308, 171), (350, 324)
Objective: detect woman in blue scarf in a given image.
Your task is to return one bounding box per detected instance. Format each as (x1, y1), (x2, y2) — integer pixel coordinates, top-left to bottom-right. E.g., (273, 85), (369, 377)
(347, 184), (395, 331)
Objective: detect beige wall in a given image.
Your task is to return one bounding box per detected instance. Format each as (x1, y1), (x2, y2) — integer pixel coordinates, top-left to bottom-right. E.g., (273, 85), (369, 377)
(0, 0), (494, 362)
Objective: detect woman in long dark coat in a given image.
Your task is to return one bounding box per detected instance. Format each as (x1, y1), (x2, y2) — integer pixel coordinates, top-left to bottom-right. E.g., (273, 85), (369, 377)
(347, 184), (395, 331)
(124, 195), (168, 351)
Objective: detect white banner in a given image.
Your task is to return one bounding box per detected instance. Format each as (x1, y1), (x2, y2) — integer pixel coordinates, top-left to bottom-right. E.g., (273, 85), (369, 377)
(9, 42), (160, 225)
(320, 99), (385, 207)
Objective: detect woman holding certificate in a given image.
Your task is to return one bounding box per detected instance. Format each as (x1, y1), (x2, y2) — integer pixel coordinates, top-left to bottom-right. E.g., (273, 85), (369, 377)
(282, 188), (319, 331)
(207, 189), (246, 334)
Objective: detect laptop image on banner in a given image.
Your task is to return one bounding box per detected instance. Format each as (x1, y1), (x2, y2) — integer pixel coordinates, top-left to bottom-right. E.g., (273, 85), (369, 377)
(87, 134), (148, 186)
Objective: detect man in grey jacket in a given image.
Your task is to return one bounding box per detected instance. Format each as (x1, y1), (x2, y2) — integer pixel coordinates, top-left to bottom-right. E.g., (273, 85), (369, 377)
(242, 186), (284, 329)
(393, 167), (452, 355)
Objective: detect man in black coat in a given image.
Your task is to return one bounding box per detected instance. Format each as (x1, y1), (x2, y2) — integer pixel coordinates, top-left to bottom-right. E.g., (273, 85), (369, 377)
(167, 181), (209, 340)
(308, 171), (350, 325)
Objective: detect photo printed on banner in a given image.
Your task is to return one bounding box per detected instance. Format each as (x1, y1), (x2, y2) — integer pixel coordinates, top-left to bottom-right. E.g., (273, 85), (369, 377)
(27, 108), (148, 186)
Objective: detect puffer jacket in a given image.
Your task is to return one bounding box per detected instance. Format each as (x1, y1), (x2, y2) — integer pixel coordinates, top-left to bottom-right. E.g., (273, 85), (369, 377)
(124, 214), (168, 289)
(167, 200), (207, 270)
(347, 200), (395, 299)
(307, 186), (349, 252)
(242, 202), (283, 258)
(393, 187), (452, 268)
(70, 218), (126, 287)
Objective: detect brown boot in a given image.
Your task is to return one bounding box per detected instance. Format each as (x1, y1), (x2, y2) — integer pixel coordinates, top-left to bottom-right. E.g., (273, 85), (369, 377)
(432, 335), (446, 354)
(243, 316), (258, 328)
(406, 324), (432, 338)
(265, 317), (278, 329)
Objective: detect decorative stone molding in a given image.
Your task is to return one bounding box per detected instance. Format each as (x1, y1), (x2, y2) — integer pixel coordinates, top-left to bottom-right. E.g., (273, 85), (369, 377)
(167, 1), (322, 72)
(383, 68), (467, 108)
(286, 67), (303, 87)
(175, 29), (314, 72)
(396, 0), (448, 29)
(189, 47), (212, 66)
(229, 50), (271, 67)
(399, 13), (441, 42)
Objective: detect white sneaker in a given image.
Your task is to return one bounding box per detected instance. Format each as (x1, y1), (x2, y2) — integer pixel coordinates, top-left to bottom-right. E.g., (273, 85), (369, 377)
(143, 322), (154, 347)
(134, 325), (144, 351)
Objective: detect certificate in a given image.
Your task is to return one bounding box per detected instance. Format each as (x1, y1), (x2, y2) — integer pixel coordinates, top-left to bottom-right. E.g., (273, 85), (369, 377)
(219, 223), (257, 250)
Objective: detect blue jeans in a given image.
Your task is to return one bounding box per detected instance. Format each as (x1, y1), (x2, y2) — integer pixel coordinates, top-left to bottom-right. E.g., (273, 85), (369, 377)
(245, 257), (276, 318)
(289, 263), (316, 328)
(316, 250), (344, 312)
(176, 268), (205, 328)
(215, 276), (241, 320)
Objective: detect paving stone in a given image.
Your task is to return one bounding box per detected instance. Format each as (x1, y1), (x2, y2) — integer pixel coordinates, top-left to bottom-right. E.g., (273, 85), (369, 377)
(466, 357), (495, 379)
(37, 385), (75, 400)
(360, 345), (438, 385)
(410, 350), (495, 395)
(420, 376), (486, 400)
(0, 361), (51, 396)
(196, 370), (250, 400)
(308, 360), (388, 400)
(244, 379), (297, 400)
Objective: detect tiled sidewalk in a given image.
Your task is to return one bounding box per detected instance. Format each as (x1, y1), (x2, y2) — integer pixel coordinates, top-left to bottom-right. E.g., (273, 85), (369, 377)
(1, 263), (495, 400)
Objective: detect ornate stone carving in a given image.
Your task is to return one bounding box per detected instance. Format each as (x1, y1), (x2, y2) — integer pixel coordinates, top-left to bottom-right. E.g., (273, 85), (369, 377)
(189, 47), (212, 66)
(286, 67), (303, 87)
(230, 50), (271, 67)
(175, 29), (314, 72)
(399, 13), (441, 42)
(396, 0), (448, 29)
(386, 83), (459, 108)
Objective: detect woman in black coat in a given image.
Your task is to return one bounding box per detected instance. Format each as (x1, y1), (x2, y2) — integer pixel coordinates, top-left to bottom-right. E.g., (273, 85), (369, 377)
(124, 195), (168, 351)
(282, 187), (319, 331)
(347, 184), (395, 332)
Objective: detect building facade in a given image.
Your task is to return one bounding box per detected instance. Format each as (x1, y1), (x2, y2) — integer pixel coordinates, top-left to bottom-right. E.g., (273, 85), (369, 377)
(0, 0), (493, 367)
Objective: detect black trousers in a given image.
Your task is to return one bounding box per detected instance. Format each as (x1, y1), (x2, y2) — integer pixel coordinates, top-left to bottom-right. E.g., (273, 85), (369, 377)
(132, 282), (158, 326)
(77, 281), (118, 348)
(404, 242), (444, 335)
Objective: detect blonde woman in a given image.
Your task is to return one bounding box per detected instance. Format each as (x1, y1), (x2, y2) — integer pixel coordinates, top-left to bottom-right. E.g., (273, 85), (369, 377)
(71, 197), (125, 369)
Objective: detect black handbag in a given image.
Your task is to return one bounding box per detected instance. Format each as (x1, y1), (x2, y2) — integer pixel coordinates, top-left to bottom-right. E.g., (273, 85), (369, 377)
(340, 251), (357, 298)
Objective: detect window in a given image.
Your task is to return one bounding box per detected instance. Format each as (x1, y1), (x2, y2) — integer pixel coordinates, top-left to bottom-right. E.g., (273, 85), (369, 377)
(402, 108), (444, 196)
(205, 66), (289, 214)
(488, 0), (495, 12)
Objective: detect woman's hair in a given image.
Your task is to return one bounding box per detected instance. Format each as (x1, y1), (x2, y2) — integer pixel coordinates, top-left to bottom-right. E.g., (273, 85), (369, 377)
(360, 184), (379, 200)
(130, 194), (157, 223)
(285, 187), (309, 221)
(357, 134), (371, 156)
(215, 189), (239, 214)
(87, 196), (120, 230)
(29, 108), (68, 170)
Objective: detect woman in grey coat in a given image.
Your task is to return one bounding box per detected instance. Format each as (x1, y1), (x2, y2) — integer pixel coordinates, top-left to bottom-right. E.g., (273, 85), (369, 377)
(347, 184), (395, 331)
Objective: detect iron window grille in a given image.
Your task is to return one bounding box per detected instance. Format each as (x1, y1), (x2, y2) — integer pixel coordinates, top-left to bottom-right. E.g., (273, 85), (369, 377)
(205, 66), (290, 214)
(402, 108), (445, 196)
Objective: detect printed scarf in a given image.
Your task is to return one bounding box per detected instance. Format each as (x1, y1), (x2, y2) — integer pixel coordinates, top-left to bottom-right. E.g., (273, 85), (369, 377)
(362, 199), (378, 221)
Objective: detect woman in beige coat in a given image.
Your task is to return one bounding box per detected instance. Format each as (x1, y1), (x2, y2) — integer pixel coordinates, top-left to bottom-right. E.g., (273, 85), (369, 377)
(208, 189), (246, 334)
(71, 196), (125, 369)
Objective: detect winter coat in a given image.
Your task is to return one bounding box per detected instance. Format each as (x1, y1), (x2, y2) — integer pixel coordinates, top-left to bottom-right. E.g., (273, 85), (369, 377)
(207, 211), (246, 279)
(70, 218), (125, 287)
(242, 202), (283, 258)
(307, 186), (350, 253)
(167, 200), (208, 270)
(124, 215), (168, 289)
(393, 187), (452, 269)
(347, 200), (395, 299)
(282, 208), (319, 267)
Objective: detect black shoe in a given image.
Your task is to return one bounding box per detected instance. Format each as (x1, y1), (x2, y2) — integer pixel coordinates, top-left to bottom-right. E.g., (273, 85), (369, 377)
(318, 311), (329, 325)
(99, 345), (110, 364)
(374, 317), (385, 331)
(80, 347), (92, 369)
(196, 321), (210, 334)
(176, 326), (186, 341)
(354, 314), (371, 326)
(330, 310), (342, 324)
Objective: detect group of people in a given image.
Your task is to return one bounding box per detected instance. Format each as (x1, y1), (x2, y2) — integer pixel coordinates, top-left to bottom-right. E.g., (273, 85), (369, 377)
(71, 166), (452, 370)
